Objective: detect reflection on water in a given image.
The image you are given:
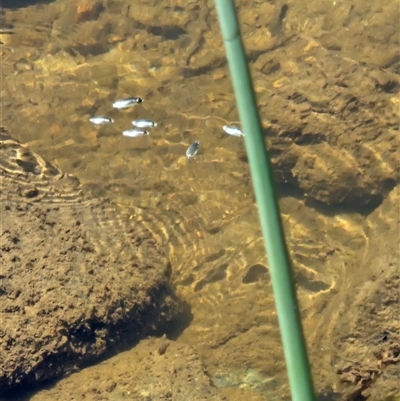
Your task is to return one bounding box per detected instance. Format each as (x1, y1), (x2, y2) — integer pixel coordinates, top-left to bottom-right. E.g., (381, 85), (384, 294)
(1, 0), (399, 399)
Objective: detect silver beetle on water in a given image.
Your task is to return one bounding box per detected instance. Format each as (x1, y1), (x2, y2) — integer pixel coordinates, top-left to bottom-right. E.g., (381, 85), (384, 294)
(122, 128), (149, 138)
(186, 141), (200, 159)
(89, 116), (114, 125)
(131, 119), (157, 128)
(113, 97), (143, 109)
(222, 125), (245, 137)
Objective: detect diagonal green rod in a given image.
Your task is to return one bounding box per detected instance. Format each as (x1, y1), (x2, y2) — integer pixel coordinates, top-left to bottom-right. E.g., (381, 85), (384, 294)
(213, 1), (316, 400)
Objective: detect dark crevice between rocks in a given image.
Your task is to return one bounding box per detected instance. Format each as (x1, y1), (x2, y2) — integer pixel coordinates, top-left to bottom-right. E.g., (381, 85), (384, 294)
(304, 194), (383, 217)
(346, 389), (369, 401)
(135, 21), (187, 41)
(276, 180), (306, 199)
(277, 127), (327, 145)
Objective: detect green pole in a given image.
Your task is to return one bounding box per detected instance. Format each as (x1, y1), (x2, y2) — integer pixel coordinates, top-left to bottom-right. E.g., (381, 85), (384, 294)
(213, 1), (316, 400)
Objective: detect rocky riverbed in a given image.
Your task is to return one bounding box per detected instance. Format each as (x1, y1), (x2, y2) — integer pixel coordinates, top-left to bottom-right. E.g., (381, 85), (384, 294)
(0, 0), (399, 400)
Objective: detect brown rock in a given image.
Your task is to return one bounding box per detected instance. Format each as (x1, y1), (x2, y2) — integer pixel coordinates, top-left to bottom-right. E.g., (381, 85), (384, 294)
(75, 2), (104, 23)
(0, 131), (185, 395)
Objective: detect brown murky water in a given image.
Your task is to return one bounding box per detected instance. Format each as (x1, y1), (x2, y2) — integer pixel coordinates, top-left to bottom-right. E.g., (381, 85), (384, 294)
(1, 0), (399, 400)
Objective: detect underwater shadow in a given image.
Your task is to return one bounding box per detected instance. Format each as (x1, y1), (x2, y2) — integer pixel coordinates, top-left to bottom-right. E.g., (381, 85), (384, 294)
(0, 299), (193, 400)
(2, 0), (56, 9)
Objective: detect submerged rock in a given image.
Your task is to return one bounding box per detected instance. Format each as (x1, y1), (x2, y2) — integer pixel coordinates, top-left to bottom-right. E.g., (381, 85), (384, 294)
(0, 129), (187, 395)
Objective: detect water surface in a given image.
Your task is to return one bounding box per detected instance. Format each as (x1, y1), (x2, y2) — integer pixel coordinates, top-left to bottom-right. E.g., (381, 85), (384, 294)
(1, 0), (399, 399)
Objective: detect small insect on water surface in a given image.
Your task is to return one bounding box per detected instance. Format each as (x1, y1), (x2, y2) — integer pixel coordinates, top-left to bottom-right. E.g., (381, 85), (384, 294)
(122, 128), (149, 138)
(89, 116), (114, 125)
(222, 125), (245, 137)
(131, 119), (157, 128)
(186, 141), (200, 159)
(113, 97), (143, 109)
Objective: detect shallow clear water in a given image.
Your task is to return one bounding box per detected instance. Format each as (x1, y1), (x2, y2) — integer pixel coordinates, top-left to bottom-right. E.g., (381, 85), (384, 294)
(1, 0), (399, 399)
